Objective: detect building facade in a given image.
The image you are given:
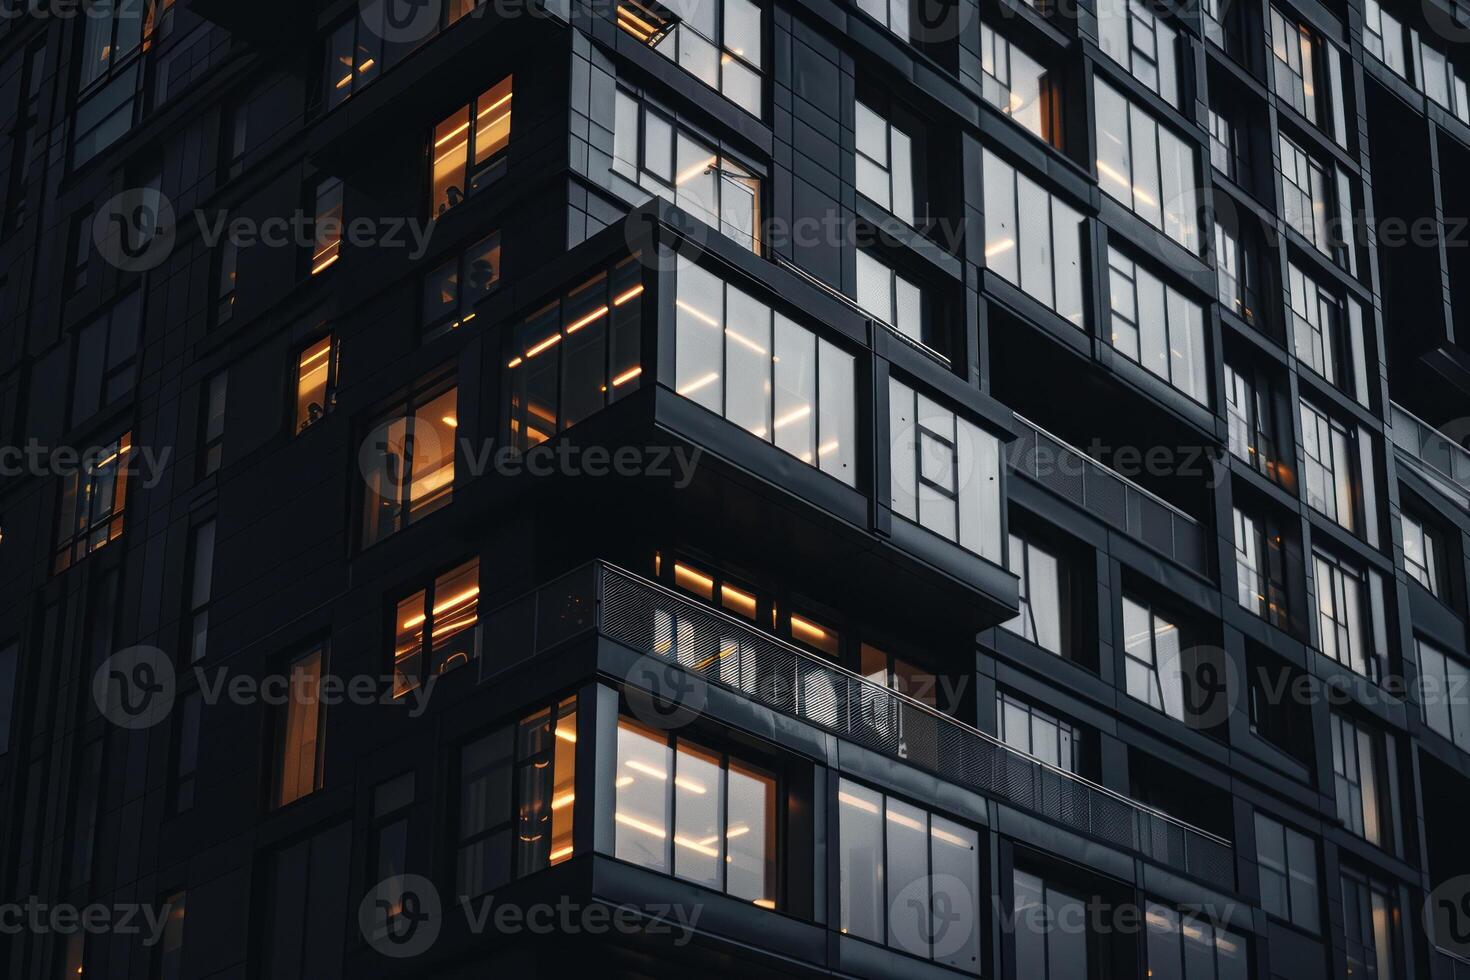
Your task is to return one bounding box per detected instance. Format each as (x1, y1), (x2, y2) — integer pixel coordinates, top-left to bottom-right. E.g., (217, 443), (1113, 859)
(0, 0), (1469, 976)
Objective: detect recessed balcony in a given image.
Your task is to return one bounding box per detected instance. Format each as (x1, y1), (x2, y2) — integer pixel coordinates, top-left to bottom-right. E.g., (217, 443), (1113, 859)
(475, 561), (1236, 892)
(1391, 402), (1470, 506)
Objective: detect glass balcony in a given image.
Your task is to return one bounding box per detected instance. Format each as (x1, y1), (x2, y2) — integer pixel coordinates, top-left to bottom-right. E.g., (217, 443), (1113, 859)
(477, 561), (1237, 891)
(1391, 402), (1470, 505)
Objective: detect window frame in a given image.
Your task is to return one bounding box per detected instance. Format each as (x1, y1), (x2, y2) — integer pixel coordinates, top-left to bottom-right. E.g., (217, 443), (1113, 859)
(1003, 531), (1070, 657)
(855, 99), (916, 225)
(422, 231), (502, 342)
(199, 371), (227, 478)
(1330, 711), (1384, 846)
(615, 0), (764, 116)
(55, 431), (133, 573)
(997, 691), (1079, 772)
(1254, 811), (1320, 932)
(1105, 246), (1209, 404)
(292, 334), (341, 436)
(272, 643), (328, 809)
(979, 23), (1062, 148)
(428, 75), (514, 219)
(359, 376), (459, 548)
(391, 556), (480, 698)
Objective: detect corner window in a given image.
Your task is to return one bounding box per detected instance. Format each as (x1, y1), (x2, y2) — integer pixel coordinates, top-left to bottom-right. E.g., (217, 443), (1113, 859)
(979, 25), (1061, 148)
(613, 92), (761, 253)
(293, 335), (341, 435)
(616, 718), (779, 909)
(360, 381), (458, 547)
(982, 150), (1086, 327)
(55, 432), (132, 573)
(1255, 812), (1319, 932)
(1233, 505), (1291, 632)
(1004, 533), (1069, 657)
(274, 645), (326, 808)
(672, 257), (856, 484)
(423, 232), (501, 341)
(1269, 7), (1325, 126)
(1106, 248), (1209, 404)
(430, 76), (513, 217)
(1093, 78), (1200, 253)
(309, 177), (344, 275)
(889, 377), (1003, 563)
(71, 289), (142, 426)
(617, 0), (763, 116)
(1097, 0), (1182, 106)
(1288, 263), (1361, 396)
(855, 101), (915, 224)
(839, 779), (981, 972)
(508, 257), (644, 448)
(393, 558), (479, 697)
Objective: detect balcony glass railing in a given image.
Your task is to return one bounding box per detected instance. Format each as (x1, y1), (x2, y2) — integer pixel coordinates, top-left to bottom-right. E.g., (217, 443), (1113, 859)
(1007, 416), (1210, 575)
(1391, 402), (1470, 502)
(477, 561), (1236, 890)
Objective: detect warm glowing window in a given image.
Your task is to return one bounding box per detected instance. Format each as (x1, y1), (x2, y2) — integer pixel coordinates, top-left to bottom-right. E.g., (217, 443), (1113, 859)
(614, 717), (779, 909)
(788, 612), (838, 658)
(275, 646), (326, 808)
(293, 335), (340, 435)
(423, 232), (501, 341)
(674, 257), (856, 484)
(322, 15), (380, 110)
(393, 558), (480, 697)
(214, 240), (238, 325)
(508, 256), (643, 450)
(979, 25), (1062, 149)
(613, 92), (761, 253)
(431, 76), (513, 217)
(361, 382), (459, 547)
(309, 177), (344, 275)
(320, 1), (484, 112)
(154, 889), (186, 980)
(838, 778), (981, 972)
(457, 696), (578, 899)
(73, 0), (172, 165)
(616, 0), (763, 116)
(55, 432), (132, 573)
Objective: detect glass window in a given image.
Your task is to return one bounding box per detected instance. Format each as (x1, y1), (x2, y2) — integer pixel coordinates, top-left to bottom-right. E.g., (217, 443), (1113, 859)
(1300, 401), (1358, 533)
(214, 240), (238, 326)
(1363, 0), (1406, 77)
(1145, 901), (1249, 980)
(839, 779), (981, 972)
(293, 335), (340, 435)
(1097, 0), (1181, 106)
(616, 0), (763, 115)
(1093, 78), (1200, 252)
(856, 250), (925, 346)
(71, 289), (142, 426)
(1416, 640), (1470, 754)
(615, 718), (779, 908)
(1107, 248), (1208, 403)
(393, 559), (480, 697)
(360, 381), (458, 547)
(423, 232), (502, 341)
(309, 177), (344, 275)
(275, 646), (326, 808)
(1233, 507), (1289, 630)
(186, 520), (216, 663)
(855, 101), (915, 224)
(983, 150), (1087, 326)
(1279, 135), (1332, 257)
(889, 377), (1003, 562)
(370, 772), (414, 888)
(1255, 812), (1319, 931)
(1330, 713), (1382, 845)
(1122, 595), (1185, 721)
(1313, 551), (1381, 680)
(1400, 513), (1439, 595)
(1342, 871), (1398, 980)
(1269, 6), (1320, 123)
(1013, 870), (1087, 979)
(1225, 364), (1279, 481)
(1003, 533), (1068, 656)
(997, 692), (1078, 772)
(1288, 263), (1354, 392)
(980, 25), (1061, 147)
(170, 690), (201, 813)
(855, 0), (909, 41)
(613, 93), (761, 253)
(54, 432), (132, 573)
(155, 890), (185, 980)
(672, 257), (856, 484)
(200, 371), (227, 478)
(431, 76), (513, 217)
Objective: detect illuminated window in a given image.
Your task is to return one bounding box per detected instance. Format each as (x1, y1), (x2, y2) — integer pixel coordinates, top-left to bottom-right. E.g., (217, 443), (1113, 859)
(674, 257), (856, 484)
(614, 718), (779, 909)
(1106, 248), (1209, 404)
(309, 177), (344, 275)
(788, 612), (839, 658)
(1225, 363), (1279, 481)
(431, 76), (513, 217)
(275, 646), (326, 808)
(889, 377), (1003, 562)
(55, 432), (132, 573)
(508, 256), (643, 449)
(73, 0), (173, 165)
(200, 371), (227, 477)
(838, 778), (981, 972)
(393, 558), (479, 697)
(1144, 901), (1249, 980)
(982, 150), (1085, 326)
(1093, 78), (1200, 253)
(616, 0), (763, 116)
(979, 25), (1062, 148)
(423, 232), (501, 341)
(862, 644), (940, 708)
(613, 92), (761, 253)
(1097, 0), (1181, 106)
(457, 697), (578, 899)
(293, 335), (340, 434)
(360, 381), (458, 547)
(186, 519), (216, 663)
(71, 289), (142, 426)
(321, 1), (485, 111)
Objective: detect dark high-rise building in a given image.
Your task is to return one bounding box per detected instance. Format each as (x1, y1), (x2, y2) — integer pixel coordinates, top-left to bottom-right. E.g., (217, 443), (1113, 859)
(1, 0), (1469, 976)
